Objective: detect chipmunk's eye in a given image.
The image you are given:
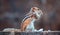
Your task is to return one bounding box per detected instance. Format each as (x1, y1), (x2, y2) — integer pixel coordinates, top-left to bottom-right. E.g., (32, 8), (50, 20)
(38, 9), (39, 10)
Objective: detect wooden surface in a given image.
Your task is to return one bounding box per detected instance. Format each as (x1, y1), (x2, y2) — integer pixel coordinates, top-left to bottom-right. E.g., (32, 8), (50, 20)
(0, 31), (60, 35)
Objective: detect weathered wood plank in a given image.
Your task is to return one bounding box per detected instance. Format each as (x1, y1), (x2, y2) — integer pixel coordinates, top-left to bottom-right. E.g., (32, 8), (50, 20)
(0, 31), (60, 35)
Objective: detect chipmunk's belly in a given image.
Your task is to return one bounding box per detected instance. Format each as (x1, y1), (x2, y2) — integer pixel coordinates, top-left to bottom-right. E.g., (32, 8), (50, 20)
(26, 19), (35, 31)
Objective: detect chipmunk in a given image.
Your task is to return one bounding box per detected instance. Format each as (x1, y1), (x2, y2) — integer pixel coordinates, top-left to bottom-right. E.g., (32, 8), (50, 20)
(20, 7), (43, 32)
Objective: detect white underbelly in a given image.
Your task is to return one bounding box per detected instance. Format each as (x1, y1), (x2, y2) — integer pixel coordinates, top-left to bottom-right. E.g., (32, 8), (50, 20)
(26, 19), (35, 31)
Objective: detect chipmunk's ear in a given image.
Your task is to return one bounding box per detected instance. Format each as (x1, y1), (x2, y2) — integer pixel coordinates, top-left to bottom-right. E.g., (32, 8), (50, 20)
(32, 7), (40, 12)
(32, 7), (35, 12)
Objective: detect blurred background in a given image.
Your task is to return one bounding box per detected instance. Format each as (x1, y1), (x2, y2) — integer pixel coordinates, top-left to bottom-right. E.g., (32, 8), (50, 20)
(0, 0), (60, 31)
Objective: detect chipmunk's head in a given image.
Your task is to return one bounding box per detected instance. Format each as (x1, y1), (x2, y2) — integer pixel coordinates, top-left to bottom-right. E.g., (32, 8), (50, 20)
(29, 7), (43, 19)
